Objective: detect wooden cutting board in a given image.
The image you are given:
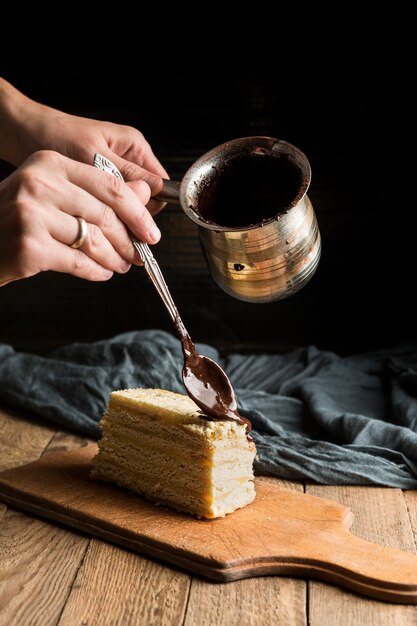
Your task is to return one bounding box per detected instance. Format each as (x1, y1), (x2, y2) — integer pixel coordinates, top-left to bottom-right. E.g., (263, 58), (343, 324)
(1, 445), (417, 604)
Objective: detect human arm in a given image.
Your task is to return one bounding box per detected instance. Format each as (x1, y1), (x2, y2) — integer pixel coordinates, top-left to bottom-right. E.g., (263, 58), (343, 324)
(0, 78), (167, 286)
(0, 77), (167, 215)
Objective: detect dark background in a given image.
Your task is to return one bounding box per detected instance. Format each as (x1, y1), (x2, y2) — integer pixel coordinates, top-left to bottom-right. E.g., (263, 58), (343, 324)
(1, 17), (416, 355)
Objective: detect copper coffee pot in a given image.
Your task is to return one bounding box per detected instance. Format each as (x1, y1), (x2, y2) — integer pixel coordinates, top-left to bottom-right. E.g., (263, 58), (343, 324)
(157, 137), (321, 303)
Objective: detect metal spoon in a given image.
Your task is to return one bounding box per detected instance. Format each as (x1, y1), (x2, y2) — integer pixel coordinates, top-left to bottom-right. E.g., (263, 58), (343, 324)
(93, 154), (250, 430)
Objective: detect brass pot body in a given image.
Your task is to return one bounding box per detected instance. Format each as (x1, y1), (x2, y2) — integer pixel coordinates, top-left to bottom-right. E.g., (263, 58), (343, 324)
(158, 137), (321, 303)
(198, 194), (320, 303)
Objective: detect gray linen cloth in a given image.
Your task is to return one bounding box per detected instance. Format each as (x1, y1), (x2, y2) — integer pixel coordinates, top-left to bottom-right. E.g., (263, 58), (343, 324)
(1, 329), (416, 488)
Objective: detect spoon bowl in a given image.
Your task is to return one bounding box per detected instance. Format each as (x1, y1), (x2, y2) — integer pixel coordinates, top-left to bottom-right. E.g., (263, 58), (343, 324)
(181, 335), (251, 431)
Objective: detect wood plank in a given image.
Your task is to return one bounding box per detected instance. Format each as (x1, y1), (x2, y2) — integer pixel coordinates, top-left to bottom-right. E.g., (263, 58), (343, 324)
(0, 505), (89, 626)
(0, 414), (93, 626)
(184, 476), (307, 626)
(0, 406), (56, 471)
(307, 485), (417, 626)
(184, 577), (306, 626)
(404, 491), (417, 549)
(256, 475), (304, 490)
(44, 419), (191, 626)
(0, 418), (190, 625)
(43, 430), (94, 455)
(58, 540), (191, 626)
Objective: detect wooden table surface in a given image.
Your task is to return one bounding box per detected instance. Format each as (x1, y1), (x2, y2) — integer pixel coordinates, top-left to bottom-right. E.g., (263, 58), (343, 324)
(1, 406), (417, 626)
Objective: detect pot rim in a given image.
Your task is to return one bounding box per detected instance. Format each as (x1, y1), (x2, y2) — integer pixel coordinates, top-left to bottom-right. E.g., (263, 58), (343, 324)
(180, 136), (311, 232)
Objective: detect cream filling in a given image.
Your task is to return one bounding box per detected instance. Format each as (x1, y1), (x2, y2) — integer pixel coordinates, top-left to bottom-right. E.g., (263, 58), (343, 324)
(93, 458), (254, 508)
(94, 446), (254, 498)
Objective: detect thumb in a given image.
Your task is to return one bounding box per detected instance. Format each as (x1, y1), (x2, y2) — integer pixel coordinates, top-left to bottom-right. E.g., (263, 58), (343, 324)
(109, 153), (164, 198)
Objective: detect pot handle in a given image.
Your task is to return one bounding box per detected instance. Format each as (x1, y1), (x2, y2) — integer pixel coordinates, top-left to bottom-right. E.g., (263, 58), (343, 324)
(155, 179), (181, 204)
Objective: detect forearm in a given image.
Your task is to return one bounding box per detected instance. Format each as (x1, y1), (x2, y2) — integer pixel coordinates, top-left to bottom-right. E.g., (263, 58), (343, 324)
(0, 78), (167, 215)
(0, 77), (55, 165)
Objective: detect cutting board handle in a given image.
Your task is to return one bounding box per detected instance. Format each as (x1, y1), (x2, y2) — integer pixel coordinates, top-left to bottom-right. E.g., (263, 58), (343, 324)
(302, 524), (417, 603)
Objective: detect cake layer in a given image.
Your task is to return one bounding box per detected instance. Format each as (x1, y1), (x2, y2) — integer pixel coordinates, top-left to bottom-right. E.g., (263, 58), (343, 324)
(94, 440), (254, 495)
(97, 424), (256, 471)
(92, 388), (256, 519)
(91, 459), (255, 519)
(108, 389), (204, 425)
(104, 405), (250, 445)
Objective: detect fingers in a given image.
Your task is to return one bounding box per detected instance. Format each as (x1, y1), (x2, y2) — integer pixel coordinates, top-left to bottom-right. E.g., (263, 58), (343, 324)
(61, 157), (161, 244)
(47, 207), (132, 274)
(111, 153), (165, 193)
(55, 179), (138, 265)
(127, 178), (165, 216)
(1, 206), (115, 283)
(109, 153), (167, 216)
(2, 150), (163, 285)
(141, 144), (169, 180)
(43, 238), (115, 281)
(117, 135), (169, 180)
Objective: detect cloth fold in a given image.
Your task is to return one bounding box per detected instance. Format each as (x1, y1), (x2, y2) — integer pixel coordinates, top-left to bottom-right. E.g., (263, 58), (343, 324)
(1, 330), (417, 488)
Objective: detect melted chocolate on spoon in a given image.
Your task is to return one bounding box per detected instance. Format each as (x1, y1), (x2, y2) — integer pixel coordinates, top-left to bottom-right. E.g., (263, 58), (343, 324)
(180, 330), (251, 432)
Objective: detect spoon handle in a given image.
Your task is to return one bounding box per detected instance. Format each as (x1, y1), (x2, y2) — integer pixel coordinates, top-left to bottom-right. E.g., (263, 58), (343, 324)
(93, 153), (189, 340)
(131, 238), (188, 338)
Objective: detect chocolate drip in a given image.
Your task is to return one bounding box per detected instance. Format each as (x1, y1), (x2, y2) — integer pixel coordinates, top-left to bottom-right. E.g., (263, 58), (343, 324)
(180, 334), (251, 432)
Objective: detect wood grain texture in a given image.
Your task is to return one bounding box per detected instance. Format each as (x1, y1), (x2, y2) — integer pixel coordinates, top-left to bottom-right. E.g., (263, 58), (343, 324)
(307, 485), (417, 625)
(0, 409), (93, 626)
(0, 407), (185, 626)
(405, 491), (417, 551)
(43, 430), (94, 455)
(1, 447), (417, 603)
(0, 406), (55, 471)
(58, 540), (190, 626)
(185, 577), (307, 626)
(0, 509), (89, 626)
(45, 428), (191, 626)
(2, 408), (417, 622)
(185, 476), (307, 626)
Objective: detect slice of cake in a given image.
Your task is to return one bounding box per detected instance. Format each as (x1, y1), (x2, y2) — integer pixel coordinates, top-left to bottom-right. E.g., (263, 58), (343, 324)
(91, 388), (256, 518)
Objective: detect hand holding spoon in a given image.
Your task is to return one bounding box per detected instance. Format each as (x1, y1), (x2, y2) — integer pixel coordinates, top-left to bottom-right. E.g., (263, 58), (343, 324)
(93, 154), (251, 431)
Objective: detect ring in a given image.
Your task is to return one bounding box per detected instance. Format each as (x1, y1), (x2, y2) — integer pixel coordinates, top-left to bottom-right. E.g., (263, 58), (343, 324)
(70, 216), (88, 249)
